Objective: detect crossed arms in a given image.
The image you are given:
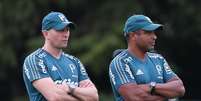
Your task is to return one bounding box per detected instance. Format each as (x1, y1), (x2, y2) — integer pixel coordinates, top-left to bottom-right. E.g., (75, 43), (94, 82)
(33, 77), (99, 101)
(118, 76), (185, 101)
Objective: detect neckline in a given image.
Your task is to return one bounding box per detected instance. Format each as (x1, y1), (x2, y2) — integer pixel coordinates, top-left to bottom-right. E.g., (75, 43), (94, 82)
(126, 49), (148, 64)
(41, 48), (63, 60)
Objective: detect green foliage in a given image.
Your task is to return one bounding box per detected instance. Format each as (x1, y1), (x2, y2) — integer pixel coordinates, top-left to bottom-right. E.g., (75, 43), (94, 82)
(1, 0), (201, 99)
(0, 0), (37, 73)
(26, 36), (43, 52)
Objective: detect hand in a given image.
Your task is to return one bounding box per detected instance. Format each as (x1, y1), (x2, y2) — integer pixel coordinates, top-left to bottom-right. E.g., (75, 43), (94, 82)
(154, 95), (166, 101)
(56, 82), (70, 93)
(138, 84), (150, 93)
(139, 84), (166, 101)
(79, 80), (94, 88)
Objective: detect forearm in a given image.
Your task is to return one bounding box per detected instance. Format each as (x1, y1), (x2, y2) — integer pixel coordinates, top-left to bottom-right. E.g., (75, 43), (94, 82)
(33, 78), (80, 101)
(72, 87), (98, 101)
(155, 80), (185, 98)
(134, 85), (166, 101)
(119, 83), (165, 101)
(132, 91), (165, 101)
(59, 94), (80, 101)
(46, 88), (80, 101)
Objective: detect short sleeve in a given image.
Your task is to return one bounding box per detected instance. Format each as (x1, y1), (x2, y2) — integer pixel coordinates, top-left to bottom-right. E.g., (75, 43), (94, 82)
(75, 58), (89, 82)
(23, 55), (49, 82)
(109, 59), (136, 90)
(161, 57), (177, 82)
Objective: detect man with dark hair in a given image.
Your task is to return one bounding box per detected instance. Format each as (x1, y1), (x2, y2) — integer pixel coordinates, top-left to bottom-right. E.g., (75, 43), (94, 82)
(109, 14), (185, 101)
(23, 11), (99, 101)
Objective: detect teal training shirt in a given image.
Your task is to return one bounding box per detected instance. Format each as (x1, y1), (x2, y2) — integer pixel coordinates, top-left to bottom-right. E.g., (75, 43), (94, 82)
(109, 50), (177, 101)
(23, 48), (89, 101)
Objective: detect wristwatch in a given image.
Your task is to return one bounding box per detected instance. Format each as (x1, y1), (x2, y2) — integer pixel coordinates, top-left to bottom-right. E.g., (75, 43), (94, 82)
(149, 82), (156, 95)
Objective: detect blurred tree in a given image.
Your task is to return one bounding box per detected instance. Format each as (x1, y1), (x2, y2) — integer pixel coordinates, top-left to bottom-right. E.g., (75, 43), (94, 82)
(0, 0), (37, 100)
(0, 0), (201, 100)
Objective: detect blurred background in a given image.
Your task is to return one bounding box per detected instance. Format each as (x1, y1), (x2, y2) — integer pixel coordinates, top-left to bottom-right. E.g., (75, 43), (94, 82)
(0, 0), (201, 101)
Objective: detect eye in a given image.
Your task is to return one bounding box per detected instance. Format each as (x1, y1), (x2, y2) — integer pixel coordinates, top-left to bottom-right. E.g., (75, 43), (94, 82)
(144, 30), (154, 33)
(56, 28), (65, 32)
(57, 27), (70, 32)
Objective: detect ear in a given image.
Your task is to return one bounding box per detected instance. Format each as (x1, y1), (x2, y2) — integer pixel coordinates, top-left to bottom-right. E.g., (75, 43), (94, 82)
(130, 32), (137, 39)
(42, 31), (48, 38)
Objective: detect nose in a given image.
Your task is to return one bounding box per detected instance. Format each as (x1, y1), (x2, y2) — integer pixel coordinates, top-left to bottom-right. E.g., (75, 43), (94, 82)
(152, 32), (157, 40)
(63, 28), (70, 38)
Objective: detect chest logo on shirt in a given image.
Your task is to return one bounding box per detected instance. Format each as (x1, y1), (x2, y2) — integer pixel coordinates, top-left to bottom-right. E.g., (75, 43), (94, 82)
(69, 64), (76, 73)
(136, 69), (144, 75)
(155, 65), (162, 75)
(51, 65), (58, 71)
(124, 57), (132, 63)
